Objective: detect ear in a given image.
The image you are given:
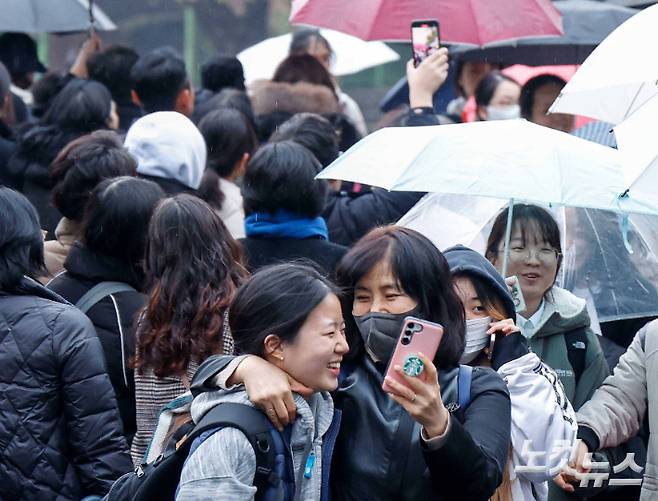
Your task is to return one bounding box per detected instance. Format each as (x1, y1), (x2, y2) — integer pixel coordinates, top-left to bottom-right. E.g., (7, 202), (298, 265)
(263, 334), (285, 363)
(234, 152), (250, 178)
(175, 87), (195, 118)
(131, 89), (142, 107)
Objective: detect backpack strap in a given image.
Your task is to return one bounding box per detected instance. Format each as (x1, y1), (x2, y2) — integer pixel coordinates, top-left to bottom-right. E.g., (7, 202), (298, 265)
(182, 403), (283, 496)
(458, 364), (473, 410)
(564, 327), (588, 384)
(75, 281), (137, 314)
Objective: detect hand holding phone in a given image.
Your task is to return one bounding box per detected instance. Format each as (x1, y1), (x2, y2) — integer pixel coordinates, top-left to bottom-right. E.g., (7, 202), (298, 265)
(382, 317), (443, 394)
(411, 19), (440, 67)
(506, 276), (527, 313)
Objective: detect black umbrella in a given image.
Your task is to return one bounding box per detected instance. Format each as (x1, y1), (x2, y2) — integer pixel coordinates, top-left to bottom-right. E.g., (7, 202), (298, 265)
(0, 0), (116, 33)
(451, 0), (637, 66)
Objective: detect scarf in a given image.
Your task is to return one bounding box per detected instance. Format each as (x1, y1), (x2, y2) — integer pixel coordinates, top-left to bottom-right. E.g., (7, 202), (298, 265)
(245, 209), (329, 240)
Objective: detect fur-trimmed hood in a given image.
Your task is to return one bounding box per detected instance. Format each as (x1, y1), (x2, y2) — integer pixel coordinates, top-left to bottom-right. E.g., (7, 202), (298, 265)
(250, 80), (340, 116)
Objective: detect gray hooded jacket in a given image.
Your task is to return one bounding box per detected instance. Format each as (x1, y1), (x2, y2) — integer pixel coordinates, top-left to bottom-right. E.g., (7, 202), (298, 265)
(176, 388), (334, 500)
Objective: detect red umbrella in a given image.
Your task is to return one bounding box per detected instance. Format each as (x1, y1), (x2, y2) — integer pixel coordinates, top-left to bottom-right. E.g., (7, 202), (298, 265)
(290, 0), (563, 46)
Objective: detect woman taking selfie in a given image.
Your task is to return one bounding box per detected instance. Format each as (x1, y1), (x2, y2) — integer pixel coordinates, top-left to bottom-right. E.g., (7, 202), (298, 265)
(190, 226), (511, 500)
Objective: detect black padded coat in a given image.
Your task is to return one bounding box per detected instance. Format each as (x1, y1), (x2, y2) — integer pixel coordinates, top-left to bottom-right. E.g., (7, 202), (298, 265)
(0, 277), (132, 500)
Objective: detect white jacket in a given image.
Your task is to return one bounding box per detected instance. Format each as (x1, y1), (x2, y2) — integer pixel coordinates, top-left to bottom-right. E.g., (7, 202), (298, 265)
(498, 353), (578, 501)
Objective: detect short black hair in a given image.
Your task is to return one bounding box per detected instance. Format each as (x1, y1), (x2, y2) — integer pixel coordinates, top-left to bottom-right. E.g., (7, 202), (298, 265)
(255, 111), (293, 143)
(82, 177), (164, 282)
(50, 131), (137, 221)
(43, 78), (112, 132)
(88, 45), (139, 102)
(131, 47), (189, 113)
(474, 70), (518, 107)
(270, 113), (339, 167)
(230, 263), (339, 356)
(336, 226), (466, 367)
(520, 74), (566, 120)
(0, 187), (45, 289)
(323, 112), (362, 152)
(193, 88), (255, 127)
(242, 141), (327, 217)
(31, 72), (68, 119)
(201, 55), (245, 92)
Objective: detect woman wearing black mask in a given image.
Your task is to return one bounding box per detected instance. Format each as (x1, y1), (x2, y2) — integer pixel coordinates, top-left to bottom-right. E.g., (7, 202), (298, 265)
(190, 226), (511, 500)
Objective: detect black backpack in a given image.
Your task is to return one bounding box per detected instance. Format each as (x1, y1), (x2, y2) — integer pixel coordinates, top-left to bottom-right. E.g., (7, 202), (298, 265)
(104, 402), (293, 501)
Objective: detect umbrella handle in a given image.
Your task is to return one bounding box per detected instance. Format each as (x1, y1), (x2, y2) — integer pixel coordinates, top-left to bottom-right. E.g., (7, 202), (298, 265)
(501, 199), (515, 278)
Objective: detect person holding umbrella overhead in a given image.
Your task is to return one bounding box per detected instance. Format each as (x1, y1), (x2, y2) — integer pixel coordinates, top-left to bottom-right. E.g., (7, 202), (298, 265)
(485, 204), (609, 412)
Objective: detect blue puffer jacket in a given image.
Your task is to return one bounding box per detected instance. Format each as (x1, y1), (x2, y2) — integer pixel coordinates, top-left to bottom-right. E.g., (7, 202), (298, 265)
(0, 277), (132, 500)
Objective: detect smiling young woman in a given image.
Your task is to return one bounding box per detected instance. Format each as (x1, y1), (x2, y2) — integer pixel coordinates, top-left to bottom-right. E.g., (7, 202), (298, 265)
(485, 204), (609, 413)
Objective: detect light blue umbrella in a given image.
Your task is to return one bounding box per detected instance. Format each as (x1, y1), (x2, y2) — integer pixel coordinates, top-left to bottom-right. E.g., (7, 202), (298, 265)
(316, 119), (657, 274)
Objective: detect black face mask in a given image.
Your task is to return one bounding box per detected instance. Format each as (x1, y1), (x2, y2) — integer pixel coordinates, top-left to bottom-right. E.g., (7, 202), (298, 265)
(353, 307), (419, 365)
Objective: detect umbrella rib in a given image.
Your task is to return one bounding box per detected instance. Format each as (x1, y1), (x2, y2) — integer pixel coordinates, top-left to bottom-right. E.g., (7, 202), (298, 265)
(622, 82), (646, 122)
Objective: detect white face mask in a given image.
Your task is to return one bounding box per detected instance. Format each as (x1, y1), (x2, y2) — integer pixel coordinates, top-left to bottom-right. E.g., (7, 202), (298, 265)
(459, 316), (492, 364)
(486, 104), (521, 121)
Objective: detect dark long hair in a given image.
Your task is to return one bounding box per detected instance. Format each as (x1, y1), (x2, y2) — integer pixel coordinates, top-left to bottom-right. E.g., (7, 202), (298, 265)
(134, 194), (248, 378)
(0, 187), (45, 289)
(230, 263), (340, 356)
(197, 108), (258, 210)
(272, 54), (336, 96)
(336, 226), (466, 367)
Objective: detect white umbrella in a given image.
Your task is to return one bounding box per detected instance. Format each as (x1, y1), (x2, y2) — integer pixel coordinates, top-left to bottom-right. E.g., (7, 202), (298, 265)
(0, 0), (116, 33)
(316, 119), (652, 213)
(237, 29), (399, 83)
(548, 4), (656, 125)
(316, 119), (658, 273)
(399, 194), (658, 323)
(613, 93), (658, 214)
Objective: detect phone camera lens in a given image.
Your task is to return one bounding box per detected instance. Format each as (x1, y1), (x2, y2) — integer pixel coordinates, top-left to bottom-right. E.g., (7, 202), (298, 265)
(407, 322), (416, 330)
(401, 336), (411, 346)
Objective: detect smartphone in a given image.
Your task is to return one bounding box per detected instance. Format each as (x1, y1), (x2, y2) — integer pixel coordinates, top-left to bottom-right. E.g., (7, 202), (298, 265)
(382, 316), (444, 393)
(411, 19), (440, 67)
(507, 275), (527, 313)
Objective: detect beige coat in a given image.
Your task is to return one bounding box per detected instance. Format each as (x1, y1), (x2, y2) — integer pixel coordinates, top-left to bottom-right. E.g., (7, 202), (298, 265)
(577, 320), (658, 499)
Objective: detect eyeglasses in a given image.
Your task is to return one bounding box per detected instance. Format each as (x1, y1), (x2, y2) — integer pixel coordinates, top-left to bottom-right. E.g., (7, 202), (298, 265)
(499, 246), (561, 265)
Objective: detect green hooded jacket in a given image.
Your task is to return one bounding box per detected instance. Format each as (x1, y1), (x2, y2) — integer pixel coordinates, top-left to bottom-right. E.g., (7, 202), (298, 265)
(527, 286), (610, 412)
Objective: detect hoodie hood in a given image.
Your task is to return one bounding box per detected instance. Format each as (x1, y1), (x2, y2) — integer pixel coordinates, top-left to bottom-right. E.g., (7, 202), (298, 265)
(531, 286), (590, 339)
(444, 245), (516, 320)
(124, 111), (206, 190)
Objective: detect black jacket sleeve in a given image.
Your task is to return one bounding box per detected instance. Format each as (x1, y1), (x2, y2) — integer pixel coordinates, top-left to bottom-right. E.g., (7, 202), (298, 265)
(57, 307), (132, 495)
(323, 189), (426, 246)
(423, 367), (511, 500)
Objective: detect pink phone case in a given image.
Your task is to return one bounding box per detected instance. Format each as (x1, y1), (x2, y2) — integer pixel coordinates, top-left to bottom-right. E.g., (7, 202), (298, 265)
(382, 316), (444, 393)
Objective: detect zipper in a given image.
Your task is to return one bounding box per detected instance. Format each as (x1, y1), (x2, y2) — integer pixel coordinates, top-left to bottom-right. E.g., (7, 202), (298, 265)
(304, 451), (315, 479)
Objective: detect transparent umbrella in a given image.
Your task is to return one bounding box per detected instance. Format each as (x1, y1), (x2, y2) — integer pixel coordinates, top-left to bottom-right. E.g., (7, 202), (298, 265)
(399, 193), (658, 323)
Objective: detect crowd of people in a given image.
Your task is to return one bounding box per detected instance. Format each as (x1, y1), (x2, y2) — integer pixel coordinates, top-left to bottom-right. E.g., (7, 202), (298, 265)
(0, 27), (655, 501)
